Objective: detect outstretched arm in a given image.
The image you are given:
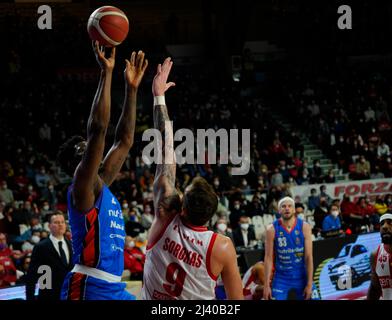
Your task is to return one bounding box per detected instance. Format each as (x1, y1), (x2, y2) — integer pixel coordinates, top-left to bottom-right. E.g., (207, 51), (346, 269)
(303, 222), (314, 300)
(100, 50), (148, 186)
(367, 251), (382, 300)
(152, 58), (177, 218)
(72, 41), (115, 212)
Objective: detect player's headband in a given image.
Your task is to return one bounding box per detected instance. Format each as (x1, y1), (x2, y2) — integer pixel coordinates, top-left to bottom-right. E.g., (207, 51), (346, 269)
(278, 196), (295, 210)
(380, 213), (392, 223)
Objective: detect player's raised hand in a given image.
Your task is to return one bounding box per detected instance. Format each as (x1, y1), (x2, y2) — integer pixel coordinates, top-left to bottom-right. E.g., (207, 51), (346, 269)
(152, 57), (175, 96)
(92, 40), (116, 72)
(124, 50), (148, 90)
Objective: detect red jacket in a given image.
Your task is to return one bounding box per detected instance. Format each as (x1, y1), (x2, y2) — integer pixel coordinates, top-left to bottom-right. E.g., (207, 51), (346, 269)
(124, 247), (145, 274)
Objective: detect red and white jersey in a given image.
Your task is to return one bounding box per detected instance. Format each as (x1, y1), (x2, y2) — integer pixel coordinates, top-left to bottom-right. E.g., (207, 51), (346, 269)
(375, 244), (392, 300)
(242, 261), (263, 299)
(141, 214), (218, 300)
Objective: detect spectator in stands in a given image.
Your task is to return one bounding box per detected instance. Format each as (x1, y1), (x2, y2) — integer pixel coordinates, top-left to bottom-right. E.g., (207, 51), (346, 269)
(322, 204), (344, 237)
(356, 155), (371, 180)
(377, 141), (391, 159)
(0, 181), (14, 205)
(123, 236), (145, 280)
(313, 196), (329, 234)
(371, 165), (385, 179)
(295, 203), (305, 220)
(229, 199), (246, 229)
(0, 255), (17, 288)
(374, 196), (388, 215)
(324, 169), (336, 183)
(247, 196), (264, 217)
(307, 188), (320, 211)
(320, 185), (332, 206)
(140, 203), (154, 230)
(232, 215), (256, 248)
(34, 166), (51, 192)
(214, 217), (234, 242)
(311, 160), (323, 184)
(270, 167), (283, 187)
(41, 182), (58, 209)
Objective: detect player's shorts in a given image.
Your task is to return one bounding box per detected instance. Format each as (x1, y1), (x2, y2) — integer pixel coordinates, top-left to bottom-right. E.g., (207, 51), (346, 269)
(271, 277), (320, 300)
(60, 272), (136, 300)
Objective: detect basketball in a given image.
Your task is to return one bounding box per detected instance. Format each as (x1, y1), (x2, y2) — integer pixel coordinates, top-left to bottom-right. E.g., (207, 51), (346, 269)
(87, 6), (129, 47)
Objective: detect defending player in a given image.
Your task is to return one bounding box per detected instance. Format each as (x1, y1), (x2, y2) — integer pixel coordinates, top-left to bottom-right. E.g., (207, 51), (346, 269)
(141, 57), (243, 300)
(57, 42), (148, 300)
(367, 213), (392, 300)
(263, 196), (319, 300)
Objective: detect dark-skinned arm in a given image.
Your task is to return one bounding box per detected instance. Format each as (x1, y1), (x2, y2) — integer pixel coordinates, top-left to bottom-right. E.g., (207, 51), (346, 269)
(367, 250), (382, 300)
(100, 50), (148, 186)
(72, 42), (115, 212)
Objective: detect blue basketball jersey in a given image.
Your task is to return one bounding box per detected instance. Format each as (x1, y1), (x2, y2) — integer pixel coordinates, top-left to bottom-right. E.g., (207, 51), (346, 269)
(67, 184), (126, 276)
(273, 218), (306, 280)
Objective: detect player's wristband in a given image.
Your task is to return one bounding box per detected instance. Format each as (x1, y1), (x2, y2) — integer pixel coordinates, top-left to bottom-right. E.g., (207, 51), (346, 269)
(153, 95), (165, 106)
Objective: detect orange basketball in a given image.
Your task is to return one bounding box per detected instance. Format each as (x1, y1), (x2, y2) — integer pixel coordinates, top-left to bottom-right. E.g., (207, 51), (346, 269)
(87, 6), (129, 47)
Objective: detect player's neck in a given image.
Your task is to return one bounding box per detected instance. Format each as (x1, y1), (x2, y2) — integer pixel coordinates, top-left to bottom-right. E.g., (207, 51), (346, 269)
(281, 217), (296, 229)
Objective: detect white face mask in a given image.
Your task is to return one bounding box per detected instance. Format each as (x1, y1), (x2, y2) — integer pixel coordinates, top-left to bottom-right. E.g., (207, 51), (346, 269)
(43, 205), (49, 211)
(297, 213), (305, 220)
(31, 235), (40, 244)
(122, 203), (128, 209)
(127, 241), (135, 248)
(240, 223), (249, 231)
(331, 211), (339, 217)
(234, 204), (240, 210)
(217, 223), (227, 232)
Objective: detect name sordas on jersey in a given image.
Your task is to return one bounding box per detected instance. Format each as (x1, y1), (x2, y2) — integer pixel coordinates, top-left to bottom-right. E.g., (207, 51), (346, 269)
(163, 237), (203, 268)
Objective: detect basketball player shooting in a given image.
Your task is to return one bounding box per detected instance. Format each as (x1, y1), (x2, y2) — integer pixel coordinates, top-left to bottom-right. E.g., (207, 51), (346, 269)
(367, 213), (392, 300)
(141, 57), (244, 300)
(263, 197), (319, 300)
(57, 41), (148, 300)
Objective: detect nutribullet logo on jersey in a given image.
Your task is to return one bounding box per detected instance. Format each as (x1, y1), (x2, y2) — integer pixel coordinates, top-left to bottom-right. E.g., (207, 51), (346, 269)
(142, 121), (250, 175)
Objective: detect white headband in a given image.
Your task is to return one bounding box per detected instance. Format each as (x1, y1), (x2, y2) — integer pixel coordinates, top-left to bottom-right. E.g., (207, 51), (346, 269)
(380, 213), (392, 223)
(278, 197), (295, 210)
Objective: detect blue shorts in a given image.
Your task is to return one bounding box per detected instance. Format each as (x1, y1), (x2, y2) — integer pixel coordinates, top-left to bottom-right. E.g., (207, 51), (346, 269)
(61, 272), (136, 300)
(272, 277), (320, 300)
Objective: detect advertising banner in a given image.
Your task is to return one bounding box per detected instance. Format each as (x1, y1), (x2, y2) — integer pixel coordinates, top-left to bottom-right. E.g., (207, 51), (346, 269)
(290, 178), (392, 203)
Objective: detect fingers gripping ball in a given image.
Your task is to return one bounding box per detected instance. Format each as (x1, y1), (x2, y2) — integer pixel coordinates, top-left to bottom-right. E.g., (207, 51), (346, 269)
(87, 6), (129, 47)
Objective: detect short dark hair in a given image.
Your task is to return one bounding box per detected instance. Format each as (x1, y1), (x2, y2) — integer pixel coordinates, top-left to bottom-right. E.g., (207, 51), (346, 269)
(57, 135), (85, 176)
(48, 211), (65, 224)
(183, 177), (218, 226)
(295, 203), (305, 210)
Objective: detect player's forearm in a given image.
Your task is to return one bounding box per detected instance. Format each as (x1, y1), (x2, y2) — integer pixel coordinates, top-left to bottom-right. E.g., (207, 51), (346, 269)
(305, 256), (313, 286)
(263, 258), (273, 287)
(88, 70), (112, 135)
(367, 283), (381, 300)
(113, 86), (137, 147)
(153, 104), (176, 186)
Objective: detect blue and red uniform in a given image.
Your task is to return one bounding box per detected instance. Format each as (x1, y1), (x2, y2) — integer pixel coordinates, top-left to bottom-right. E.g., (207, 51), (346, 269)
(61, 184), (134, 300)
(272, 218), (319, 300)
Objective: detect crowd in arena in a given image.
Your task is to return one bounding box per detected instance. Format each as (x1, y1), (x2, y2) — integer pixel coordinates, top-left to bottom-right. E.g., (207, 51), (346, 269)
(1, 5), (392, 293)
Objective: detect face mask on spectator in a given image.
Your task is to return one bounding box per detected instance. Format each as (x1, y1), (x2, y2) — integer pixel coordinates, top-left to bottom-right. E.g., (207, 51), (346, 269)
(331, 210), (339, 217)
(127, 240), (135, 248)
(22, 242), (34, 252)
(48, 185), (54, 192)
(240, 223), (249, 231)
(122, 203), (128, 209)
(217, 223), (227, 232)
(297, 213), (305, 220)
(28, 186), (33, 192)
(234, 204), (240, 210)
(43, 205), (49, 211)
(31, 235), (40, 244)
(144, 207), (151, 214)
(213, 180), (219, 187)
(137, 233), (147, 242)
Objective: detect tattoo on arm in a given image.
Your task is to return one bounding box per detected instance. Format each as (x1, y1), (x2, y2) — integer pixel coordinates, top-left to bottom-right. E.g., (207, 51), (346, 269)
(154, 104), (176, 187)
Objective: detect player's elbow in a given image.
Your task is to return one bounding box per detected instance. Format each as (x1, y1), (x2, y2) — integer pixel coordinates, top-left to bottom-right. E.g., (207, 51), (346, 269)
(88, 120), (107, 136)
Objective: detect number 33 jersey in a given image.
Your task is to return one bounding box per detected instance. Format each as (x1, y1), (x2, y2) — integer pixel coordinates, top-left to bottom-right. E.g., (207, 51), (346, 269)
(141, 214), (218, 300)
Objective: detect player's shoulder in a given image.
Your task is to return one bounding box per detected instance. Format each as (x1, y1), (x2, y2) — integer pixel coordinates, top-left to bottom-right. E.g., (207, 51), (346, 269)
(266, 223), (275, 232)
